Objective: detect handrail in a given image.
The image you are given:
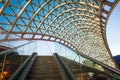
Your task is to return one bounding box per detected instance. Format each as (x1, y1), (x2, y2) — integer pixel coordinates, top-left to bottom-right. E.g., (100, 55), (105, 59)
(79, 52), (120, 74)
(0, 42), (15, 48)
(53, 53), (77, 80)
(17, 52), (37, 80)
(53, 53), (69, 80)
(72, 52), (120, 79)
(63, 43), (120, 78)
(8, 52), (37, 80)
(0, 41), (35, 55)
(61, 56), (110, 75)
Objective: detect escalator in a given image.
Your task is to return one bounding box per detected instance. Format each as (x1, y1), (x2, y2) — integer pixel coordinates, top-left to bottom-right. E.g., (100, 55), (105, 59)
(24, 54), (108, 80)
(8, 53), (76, 80)
(26, 56), (63, 80)
(7, 53), (120, 80)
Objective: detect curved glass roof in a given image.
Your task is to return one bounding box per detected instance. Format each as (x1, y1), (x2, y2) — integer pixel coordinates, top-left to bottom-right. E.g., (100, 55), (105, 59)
(0, 0), (119, 67)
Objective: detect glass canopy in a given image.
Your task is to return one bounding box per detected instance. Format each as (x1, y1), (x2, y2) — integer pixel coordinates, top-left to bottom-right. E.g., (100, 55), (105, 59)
(0, 0), (119, 67)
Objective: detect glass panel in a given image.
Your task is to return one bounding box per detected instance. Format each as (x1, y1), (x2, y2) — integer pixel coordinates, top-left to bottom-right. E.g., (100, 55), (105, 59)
(54, 42), (120, 80)
(0, 40), (37, 79)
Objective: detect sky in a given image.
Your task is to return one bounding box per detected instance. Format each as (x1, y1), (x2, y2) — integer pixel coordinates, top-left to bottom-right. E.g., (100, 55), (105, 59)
(106, 2), (120, 56)
(36, 41), (55, 55)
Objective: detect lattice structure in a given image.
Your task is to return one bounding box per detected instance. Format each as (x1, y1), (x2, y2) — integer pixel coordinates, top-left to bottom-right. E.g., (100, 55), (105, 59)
(0, 0), (119, 67)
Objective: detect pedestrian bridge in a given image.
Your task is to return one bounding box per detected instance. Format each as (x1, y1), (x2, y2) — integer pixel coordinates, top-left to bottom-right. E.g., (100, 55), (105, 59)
(0, 0), (120, 78)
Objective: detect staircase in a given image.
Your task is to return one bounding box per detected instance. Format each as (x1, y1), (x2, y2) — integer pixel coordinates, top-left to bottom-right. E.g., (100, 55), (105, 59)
(26, 56), (63, 80)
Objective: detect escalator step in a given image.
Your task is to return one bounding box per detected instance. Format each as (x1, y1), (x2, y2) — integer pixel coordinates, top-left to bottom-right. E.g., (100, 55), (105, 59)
(26, 56), (63, 80)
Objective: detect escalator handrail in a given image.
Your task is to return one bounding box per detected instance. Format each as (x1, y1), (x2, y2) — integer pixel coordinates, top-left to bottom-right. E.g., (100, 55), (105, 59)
(8, 52), (37, 80)
(17, 53), (37, 80)
(53, 53), (69, 80)
(53, 53), (77, 80)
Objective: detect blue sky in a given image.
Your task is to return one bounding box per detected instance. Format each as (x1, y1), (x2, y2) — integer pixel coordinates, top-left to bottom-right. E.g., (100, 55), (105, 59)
(36, 41), (55, 55)
(106, 2), (120, 56)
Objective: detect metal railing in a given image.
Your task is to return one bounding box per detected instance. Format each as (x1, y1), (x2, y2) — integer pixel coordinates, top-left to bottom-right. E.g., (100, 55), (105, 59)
(55, 43), (120, 79)
(76, 51), (120, 79)
(0, 41), (35, 55)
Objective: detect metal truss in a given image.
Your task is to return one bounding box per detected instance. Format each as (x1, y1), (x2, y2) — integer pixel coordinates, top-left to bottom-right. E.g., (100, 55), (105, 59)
(0, 0), (119, 67)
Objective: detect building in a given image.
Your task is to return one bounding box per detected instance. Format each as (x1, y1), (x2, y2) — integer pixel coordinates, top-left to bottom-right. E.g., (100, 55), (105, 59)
(0, 0), (120, 80)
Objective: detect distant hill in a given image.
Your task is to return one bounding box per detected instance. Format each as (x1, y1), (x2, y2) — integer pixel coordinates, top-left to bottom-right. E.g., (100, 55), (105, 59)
(113, 55), (120, 69)
(113, 55), (120, 62)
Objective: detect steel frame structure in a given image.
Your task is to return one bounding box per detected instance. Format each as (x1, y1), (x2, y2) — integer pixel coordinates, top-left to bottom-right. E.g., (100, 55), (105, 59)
(0, 0), (119, 67)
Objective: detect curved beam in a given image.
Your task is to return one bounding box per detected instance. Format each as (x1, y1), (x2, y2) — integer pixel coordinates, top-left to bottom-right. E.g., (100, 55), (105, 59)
(0, 32), (77, 52)
(62, 0), (100, 10)
(0, 0), (10, 15)
(61, 23), (96, 38)
(9, 0), (31, 32)
(61, 24), (97, 37)
(66, 26), (101, 40)
(51, 18), (96, 36)
(32, 2), (100, 38)
(0, 0), (119, 68)
(23, 0), (51, 33)
(99, 0), (120, 68)
(43, 8), (99, 35)
(100, 0), (119, 29)
(50, 13), (99, 36)
(55, 15), (99, 36)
